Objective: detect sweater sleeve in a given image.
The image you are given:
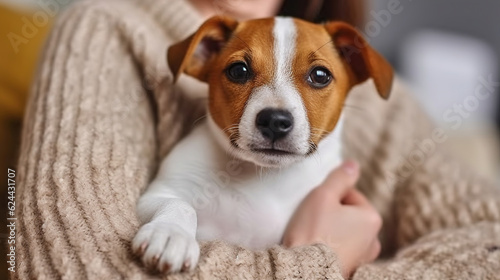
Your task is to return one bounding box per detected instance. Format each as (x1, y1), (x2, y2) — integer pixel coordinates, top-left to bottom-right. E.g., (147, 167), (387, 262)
(14, 2), (161, 279)
(353, 145), (500, 279)
(354, 222), (500, 279)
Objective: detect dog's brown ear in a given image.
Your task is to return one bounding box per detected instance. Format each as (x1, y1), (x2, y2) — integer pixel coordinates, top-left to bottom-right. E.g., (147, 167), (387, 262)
(324, 22), (393, 99)
(167, 16), (239, 82)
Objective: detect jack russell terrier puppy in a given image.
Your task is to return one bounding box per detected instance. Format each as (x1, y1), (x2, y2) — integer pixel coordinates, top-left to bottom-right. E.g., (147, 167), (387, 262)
(133, 16), (393, 273)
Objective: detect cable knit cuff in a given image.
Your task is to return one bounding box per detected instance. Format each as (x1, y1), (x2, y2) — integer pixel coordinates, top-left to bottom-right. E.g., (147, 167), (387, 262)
(353, 222), (500, 280)
(271, 243), (343, 279)
(171, 241), (344, 279)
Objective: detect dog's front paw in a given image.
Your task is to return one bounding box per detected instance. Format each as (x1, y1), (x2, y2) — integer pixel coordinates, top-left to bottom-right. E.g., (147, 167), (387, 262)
(132, 222), (200, 273)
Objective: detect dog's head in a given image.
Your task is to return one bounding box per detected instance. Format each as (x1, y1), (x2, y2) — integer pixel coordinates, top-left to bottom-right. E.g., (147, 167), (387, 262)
(168, 16), (393, 168)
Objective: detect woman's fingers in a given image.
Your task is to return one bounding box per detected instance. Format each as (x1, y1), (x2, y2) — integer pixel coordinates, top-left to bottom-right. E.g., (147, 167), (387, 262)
(342, 188), (372, 209)
(365, 238), (381, 263)
(284, 160), (383, 277)
(317, 160), (360, 198)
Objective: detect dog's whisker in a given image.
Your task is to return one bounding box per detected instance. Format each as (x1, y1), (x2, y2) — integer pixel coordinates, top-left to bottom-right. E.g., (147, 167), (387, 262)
(223, 125), (237, 131)
(310, 127), (330, 135)
(309, 128), (330, 140)
(307, 141), (321, 165)
(308, 130), (343, 152)
(310, 127), (344, 144)
(311, 39), (334, 57)
(223, 124), (239, 133)
(192, 114), (208, 127)
(342, 104), (368, 115)
(342, 106), (365, 112)
(310, 131), (329, 139)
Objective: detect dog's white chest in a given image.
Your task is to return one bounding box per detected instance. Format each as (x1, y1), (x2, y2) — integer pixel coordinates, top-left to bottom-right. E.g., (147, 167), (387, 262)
(156, 121), (343, 249)
(196, 154), (339, 249)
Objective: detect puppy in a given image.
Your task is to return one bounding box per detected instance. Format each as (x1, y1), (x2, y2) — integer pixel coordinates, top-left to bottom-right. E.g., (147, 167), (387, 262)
(133, 16), (393, 273)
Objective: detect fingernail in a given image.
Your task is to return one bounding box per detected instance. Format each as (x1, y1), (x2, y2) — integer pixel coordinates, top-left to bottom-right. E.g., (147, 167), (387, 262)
(342, 161), (358, 175)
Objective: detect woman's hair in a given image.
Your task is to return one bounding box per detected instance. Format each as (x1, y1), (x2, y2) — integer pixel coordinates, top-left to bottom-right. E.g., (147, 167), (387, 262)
(278, 0), (365, 27)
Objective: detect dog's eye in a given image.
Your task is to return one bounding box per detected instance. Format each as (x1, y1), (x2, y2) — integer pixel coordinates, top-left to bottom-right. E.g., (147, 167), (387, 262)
(307, 67), (332, 88)
(226, 62), (251, 84)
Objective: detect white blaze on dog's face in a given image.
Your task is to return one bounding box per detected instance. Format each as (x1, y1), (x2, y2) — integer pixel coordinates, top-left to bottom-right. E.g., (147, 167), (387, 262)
(168, 17), (393, 168)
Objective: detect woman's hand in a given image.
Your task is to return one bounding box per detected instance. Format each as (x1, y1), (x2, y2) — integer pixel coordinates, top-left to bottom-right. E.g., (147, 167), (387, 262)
(282, 161), (382, 278)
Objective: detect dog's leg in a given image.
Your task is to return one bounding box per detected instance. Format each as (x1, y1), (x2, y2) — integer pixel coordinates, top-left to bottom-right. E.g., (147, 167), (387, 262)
(132, 180), (199, 273)
(133, 123), (222, 273)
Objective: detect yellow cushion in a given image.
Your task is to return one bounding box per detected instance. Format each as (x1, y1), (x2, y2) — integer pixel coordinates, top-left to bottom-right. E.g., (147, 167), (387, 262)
(0, 4), (52, 119)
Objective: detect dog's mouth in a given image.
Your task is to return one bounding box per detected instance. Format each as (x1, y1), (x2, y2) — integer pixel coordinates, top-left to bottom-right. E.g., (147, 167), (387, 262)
(231, 138), (310, 158)
(228, 134), (310, 168)
(251, 148), (296, 156)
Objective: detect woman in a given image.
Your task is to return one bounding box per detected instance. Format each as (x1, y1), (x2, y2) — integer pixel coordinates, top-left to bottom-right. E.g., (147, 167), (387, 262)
(15, 0), (500, 279)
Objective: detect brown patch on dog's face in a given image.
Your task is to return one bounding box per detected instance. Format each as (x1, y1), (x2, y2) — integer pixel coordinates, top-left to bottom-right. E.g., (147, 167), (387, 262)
(205, 19), (276, 143)
(290, 19), (352, 145)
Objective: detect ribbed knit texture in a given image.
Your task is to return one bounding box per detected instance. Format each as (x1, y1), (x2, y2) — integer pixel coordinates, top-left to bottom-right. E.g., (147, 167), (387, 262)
(15, 0), (500, 279)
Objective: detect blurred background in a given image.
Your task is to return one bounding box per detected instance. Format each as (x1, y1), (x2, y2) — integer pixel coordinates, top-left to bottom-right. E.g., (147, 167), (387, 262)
(368, 0), (500, 183)
(0, 0), (499, 275)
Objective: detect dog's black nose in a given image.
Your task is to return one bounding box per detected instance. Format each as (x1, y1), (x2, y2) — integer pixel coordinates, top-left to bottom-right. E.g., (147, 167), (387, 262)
(256, 108), (294, 141)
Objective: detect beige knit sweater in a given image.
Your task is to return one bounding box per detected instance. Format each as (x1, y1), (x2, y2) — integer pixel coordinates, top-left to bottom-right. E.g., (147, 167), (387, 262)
(15, 0), (500, 279)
